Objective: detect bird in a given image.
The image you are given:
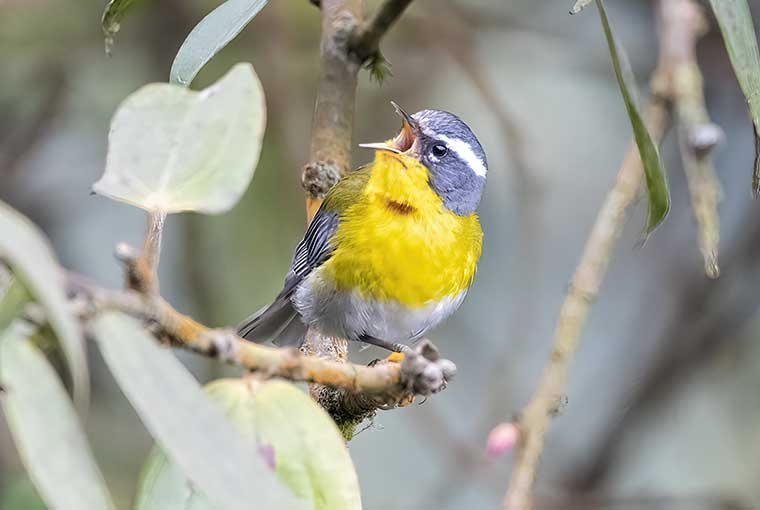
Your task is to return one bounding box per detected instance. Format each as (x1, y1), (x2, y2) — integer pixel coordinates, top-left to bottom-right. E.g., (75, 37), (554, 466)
(237, 103), (487, 353)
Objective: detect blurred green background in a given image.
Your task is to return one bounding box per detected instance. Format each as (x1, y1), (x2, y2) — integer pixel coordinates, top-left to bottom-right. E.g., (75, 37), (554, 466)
(3, 0), (760, 508)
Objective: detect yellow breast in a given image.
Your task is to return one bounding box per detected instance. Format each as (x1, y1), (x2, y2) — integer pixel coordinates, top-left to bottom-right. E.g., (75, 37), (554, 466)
(321, 152), (482, 307)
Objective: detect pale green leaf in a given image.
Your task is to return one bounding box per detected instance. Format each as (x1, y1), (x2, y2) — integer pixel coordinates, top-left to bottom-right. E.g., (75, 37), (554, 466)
(253, 380), (362, 510)
(595, 0), (670, 234)
(0, 323), (115, 510)
(135, 378), (361, 510)
(91, 312), (297, 510)
(170, 0), (269, 87)
(101, 0), (138, 55)
(708, 0), (760, 195)
(92, 63), (266, 215)
(0, 201), (89, 408)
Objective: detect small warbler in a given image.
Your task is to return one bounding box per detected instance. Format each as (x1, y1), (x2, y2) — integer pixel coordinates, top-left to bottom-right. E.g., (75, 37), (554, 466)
(238, 103), (487, 352)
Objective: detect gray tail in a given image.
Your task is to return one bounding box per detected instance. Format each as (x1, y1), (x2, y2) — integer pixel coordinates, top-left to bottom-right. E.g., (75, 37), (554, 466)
(236, 297), (308, 347)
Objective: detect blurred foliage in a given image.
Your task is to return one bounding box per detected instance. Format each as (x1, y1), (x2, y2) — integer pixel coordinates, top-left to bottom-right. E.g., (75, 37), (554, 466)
(3, 0), (760, 509)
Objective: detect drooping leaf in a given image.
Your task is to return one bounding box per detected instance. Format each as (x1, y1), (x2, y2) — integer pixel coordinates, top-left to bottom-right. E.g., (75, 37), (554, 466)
(135, 378), (361, 510)
(170, 0), (269, 87)
(0, 323), (115, 510)
(92, 63), (266, 215)
(595, 0), (670, 235)
(0, 201), (89, 408)
(101, 0), (139, 55)
(707, 0), (760, 196)
(91, 312), (298, 510)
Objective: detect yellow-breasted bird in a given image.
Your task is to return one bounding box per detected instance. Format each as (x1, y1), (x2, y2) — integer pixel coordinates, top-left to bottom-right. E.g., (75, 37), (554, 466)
(238, 103), (486, 352)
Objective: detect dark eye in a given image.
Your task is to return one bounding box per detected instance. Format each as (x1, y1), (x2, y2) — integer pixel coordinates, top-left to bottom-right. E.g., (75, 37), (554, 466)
(431, 144), (448, 158)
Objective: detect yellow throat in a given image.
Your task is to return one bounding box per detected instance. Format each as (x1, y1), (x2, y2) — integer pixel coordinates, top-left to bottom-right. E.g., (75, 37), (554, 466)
(321, 151), (483, 307)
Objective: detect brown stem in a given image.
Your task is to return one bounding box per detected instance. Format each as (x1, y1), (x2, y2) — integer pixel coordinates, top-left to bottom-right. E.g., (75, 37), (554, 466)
(121, 210), (166, 295)
(502, 0), (709, 507)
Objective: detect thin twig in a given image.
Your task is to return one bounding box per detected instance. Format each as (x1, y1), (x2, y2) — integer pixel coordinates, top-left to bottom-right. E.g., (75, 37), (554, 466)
(350, 0), (414, 62)
(661, 0), (722, 278)
(502, 1), (709, 507)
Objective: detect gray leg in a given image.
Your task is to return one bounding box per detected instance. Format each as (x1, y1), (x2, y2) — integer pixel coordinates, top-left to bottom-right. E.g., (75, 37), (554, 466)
(359, 335), (412, 354)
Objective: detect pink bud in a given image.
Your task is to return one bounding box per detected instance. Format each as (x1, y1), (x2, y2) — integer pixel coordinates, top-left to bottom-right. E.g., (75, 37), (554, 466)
(486, 422), (519, 459)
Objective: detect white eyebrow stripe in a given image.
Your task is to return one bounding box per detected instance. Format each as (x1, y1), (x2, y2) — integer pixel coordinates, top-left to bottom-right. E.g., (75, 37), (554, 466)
(436, 134), (487, 177)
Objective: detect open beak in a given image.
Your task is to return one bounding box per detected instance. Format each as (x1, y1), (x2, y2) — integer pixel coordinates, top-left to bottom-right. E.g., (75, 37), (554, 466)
(358, 101), (418, 154)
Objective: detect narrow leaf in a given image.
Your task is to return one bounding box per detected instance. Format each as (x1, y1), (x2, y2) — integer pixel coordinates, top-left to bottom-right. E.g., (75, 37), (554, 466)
(0, 324), (115, 510)
(170, 0), (269, 87)
(93, 63), (266, 215)
(135, 379), (361, 510)
(101, 0), (138, 55)
(595, 0), (670, 234)
(91, 312), (298, 510)
(708, 0), (760, 196)
(0, 201), (89, 408)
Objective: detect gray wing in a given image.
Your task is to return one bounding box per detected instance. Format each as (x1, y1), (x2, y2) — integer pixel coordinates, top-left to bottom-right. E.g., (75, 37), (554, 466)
(237, 209), (339, 345)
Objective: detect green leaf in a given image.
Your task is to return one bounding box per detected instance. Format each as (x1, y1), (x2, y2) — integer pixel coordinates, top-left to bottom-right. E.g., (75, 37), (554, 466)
(707, 0), (760, 196)
(170, 0), (269, 87)
(595, 0), (670, 234)
(92, 63), (266, 215)
(253, 380), (362, 510)
(0, 201), (89, 408)
(0, 277), (31, 334)
(101, 0), (138, 55)
(91, 312), (298, 510)
(135, 378), (361, 510)
(0, 323), (115, 510)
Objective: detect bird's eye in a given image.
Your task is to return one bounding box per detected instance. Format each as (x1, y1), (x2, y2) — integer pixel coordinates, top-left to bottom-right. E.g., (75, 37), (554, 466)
(431, 144), (448, 158)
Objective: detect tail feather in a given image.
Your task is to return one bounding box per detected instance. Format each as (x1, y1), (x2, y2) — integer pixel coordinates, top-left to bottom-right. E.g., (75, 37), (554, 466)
(237, 296), (299, 344)
(273, 314), (308, 347)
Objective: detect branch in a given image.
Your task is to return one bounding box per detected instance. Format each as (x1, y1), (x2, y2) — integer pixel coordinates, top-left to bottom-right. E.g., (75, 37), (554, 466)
(502, 1), (709, 508)
(302, 0), (362, 220)
(350, 0), (414, 63)
(67, 268), (454, 403)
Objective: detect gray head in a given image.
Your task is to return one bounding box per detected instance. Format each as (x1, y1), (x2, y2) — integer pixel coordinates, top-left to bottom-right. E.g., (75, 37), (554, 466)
(409, 108), (487, 215)
(360, 103), (487, 215)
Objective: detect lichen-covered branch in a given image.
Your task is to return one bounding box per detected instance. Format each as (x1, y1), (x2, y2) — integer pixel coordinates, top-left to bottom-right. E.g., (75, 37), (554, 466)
(503, 1), (711, 508)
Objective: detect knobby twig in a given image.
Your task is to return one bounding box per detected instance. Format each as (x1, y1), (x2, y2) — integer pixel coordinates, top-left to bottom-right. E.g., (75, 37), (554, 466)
(503, 1), (710, 508)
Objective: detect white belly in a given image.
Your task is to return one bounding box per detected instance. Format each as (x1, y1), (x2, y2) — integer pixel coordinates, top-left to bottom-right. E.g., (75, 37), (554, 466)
(293, 268), (466, 342)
